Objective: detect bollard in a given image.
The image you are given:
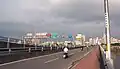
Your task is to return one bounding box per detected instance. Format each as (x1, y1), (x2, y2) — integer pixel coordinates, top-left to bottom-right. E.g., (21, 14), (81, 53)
(9, 48), (11, 54)
(28, 48), (31, 53)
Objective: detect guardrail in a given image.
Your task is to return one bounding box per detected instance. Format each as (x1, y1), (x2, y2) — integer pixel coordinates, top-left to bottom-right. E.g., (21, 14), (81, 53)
(0, 40), (88, 54)
(0, 45), (85, 56)
(99, 45), (114, 69)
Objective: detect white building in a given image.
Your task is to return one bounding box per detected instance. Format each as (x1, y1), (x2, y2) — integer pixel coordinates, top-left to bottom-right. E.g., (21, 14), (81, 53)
(75, 34), (85, 45)
(89, 38), (93, 45)
(111, 37), (119, 43)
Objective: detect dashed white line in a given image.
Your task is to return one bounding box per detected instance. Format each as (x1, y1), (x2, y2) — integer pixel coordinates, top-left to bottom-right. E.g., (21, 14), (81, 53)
(44, 58), (59, 64)
(0, 49), (80, 67)
(0, 52), (62, 67)
(69, 53), (74, 55)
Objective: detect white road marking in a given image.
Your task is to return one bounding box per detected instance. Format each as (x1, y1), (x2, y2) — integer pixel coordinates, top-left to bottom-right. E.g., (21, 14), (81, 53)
(0, 49), (79, 67)
(67, 48), (94, 69)
(0, 52), (62, 67)
(69, 53), (74, 55)
(44, 58), (59, 64)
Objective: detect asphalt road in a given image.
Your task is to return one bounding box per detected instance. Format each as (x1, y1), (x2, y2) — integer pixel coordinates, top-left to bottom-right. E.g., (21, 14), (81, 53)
(0, 47), (93, 69)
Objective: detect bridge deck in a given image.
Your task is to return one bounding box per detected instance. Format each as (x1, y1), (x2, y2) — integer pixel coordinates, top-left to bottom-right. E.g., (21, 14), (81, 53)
(0, 47), (92, 69)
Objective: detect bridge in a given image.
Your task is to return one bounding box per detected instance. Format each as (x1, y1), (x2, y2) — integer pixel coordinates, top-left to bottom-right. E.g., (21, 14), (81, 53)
(0, 0), (118, 68)
(0, 39), (115, 69)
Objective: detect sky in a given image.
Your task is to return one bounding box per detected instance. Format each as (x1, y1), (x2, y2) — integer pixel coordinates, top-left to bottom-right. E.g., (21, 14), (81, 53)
(0, 0), (120, 38)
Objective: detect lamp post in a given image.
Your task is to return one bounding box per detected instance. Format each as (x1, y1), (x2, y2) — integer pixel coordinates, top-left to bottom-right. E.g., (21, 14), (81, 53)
(104, 0), (111, 59)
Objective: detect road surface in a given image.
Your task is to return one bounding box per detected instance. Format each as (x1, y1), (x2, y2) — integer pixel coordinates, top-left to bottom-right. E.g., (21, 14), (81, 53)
(0, 47), (93, 69)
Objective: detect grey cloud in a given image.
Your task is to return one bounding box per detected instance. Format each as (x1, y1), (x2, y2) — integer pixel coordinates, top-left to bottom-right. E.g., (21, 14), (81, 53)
(50, 0), (104, 23)
(0, 0), (120, 38)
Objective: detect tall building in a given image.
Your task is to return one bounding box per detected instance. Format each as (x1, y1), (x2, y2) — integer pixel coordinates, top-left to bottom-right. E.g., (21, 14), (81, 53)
(89, 38), (93, 45)
(82, 35), (86, 45)
(75, 34), (85, 45)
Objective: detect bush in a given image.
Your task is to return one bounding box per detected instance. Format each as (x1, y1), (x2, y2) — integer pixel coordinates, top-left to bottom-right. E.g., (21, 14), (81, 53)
(111, 43), (120, 46)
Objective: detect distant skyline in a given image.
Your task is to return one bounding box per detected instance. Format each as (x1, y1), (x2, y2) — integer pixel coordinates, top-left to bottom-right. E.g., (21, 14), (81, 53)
(0, 0), (120, 38)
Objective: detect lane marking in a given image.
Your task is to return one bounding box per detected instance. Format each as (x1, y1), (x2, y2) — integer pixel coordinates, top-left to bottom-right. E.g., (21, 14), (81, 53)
(0, 52), (62, 67)
(69, 53), (74, 55)
(44, 58), (59, 64)
(68, 48), (94, 69)
(0, 49), (80, 67)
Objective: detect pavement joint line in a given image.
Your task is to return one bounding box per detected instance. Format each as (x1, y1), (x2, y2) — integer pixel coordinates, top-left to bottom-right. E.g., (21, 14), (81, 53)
(0, 48), (80, 67)
(44, 58), (59, 64)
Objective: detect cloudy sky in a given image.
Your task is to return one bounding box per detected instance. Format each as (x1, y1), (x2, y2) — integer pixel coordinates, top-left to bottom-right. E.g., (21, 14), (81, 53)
(0, 0), (120, 38)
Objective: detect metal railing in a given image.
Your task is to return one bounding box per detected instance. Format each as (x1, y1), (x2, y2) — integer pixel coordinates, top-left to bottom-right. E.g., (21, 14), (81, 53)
(0, 41), (84, 56)
(99, 45), (114, 69)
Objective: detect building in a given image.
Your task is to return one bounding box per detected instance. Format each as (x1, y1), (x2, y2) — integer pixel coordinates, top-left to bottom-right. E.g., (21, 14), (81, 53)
(111, 37), (119, 44)
(24, 32), (49, 45)
(75, 34), (85, 45)
(103, 33), (107, 44)
(89, 38), (93, 45)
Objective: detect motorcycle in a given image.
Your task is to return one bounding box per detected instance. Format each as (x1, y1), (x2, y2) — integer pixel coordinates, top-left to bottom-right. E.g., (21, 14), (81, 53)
(63, 53), (68, 59)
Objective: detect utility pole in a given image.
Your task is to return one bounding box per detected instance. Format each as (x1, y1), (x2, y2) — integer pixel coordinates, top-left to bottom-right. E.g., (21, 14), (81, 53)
(104, 0), (111, 59)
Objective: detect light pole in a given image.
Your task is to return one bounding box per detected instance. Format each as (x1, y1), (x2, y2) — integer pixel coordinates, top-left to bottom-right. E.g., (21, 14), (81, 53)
(104, 0), (111, 59)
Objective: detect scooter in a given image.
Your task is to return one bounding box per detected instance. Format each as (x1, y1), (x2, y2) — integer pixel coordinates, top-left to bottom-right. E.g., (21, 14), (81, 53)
(63, 53), (68, 59)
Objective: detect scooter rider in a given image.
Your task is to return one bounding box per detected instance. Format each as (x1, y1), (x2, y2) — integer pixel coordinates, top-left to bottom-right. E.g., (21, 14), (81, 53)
(64, 47), (68, 53)
(63, 46), (69, 58)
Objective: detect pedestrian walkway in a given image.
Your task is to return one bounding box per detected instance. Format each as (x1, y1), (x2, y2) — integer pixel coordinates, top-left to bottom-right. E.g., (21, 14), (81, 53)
(73, 46), (105, 69)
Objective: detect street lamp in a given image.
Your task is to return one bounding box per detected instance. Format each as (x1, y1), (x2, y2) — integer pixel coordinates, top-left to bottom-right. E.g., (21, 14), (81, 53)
(104, 0), (111, 60)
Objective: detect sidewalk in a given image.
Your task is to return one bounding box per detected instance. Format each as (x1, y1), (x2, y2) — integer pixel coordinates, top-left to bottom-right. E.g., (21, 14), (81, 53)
(73, 47), (101, 69)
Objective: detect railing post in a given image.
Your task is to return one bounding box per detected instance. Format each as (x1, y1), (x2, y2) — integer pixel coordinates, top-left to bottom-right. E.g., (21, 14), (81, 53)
(57, 46), (59, 50)
(7, 38), (10, 48)
(41, 47), (44, 51)
(23, 39), (26, 48)
(9, 48), (11, 54)
(28, 48), (31, 52)
(50, 46), (52, 50)
(35, 43), (37, 50)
